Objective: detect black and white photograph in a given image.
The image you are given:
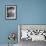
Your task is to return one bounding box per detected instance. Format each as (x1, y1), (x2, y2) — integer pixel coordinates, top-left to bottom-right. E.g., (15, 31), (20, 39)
(5, 5), (16, 20)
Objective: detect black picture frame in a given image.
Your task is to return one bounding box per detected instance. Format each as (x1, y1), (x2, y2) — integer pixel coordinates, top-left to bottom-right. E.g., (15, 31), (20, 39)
(5, 5), (16, 20)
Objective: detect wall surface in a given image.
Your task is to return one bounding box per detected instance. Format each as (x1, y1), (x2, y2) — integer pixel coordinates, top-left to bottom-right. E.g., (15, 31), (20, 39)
(0, 0), (46, 45)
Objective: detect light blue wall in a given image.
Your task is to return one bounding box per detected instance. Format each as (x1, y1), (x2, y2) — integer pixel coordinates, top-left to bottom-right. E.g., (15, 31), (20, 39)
(0, 0), (46, 44)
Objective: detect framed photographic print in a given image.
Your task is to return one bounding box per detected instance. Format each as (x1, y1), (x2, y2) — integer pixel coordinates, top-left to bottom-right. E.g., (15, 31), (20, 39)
(5, 5), (16, 20)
